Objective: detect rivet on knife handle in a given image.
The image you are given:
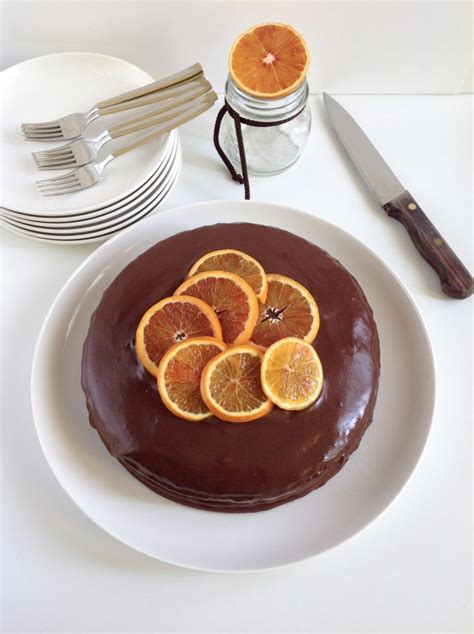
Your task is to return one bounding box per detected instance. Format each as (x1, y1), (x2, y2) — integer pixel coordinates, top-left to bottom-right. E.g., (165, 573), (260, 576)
(382, 191), (473, 299)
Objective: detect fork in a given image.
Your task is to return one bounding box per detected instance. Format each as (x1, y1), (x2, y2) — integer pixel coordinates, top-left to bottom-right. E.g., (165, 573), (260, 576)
(22, 63), (203, 141)
(32, 79), (212, 169)
(36, 92), (217, 196)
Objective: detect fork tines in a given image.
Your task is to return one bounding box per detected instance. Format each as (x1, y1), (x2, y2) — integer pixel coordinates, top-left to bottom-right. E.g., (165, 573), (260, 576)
(36, 172), (82, 196)
(22, 122), (62, 135)
(22, 119), (75, 140)
(33, 146), (79, 169)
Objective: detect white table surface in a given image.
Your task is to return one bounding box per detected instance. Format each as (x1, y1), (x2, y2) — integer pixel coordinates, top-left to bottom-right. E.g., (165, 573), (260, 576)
(1, 95), (472, 633)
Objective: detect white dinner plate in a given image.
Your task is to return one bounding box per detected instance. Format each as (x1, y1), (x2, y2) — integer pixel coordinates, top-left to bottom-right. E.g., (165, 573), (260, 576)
(1, 143), (181, 244)
(1, 138), (180, 235)
(0, 131), (178, 226)
(31, 201), (435, 572)
(0, 53), (173, 216)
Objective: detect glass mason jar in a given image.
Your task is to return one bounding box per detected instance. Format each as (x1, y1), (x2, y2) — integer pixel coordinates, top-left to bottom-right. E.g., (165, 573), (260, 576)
(220, 76), (311, 176)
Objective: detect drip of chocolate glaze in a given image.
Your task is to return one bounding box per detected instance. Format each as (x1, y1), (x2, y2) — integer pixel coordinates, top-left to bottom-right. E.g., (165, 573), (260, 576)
(81, 223), (380, 512)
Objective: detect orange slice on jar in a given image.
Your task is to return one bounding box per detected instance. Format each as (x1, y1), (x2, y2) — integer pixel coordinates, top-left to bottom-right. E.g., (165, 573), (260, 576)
(200, 344), (273, 423)
(251, 274), (319, 348)
(174, 271), (259, 345)
(157, 337), (226, 421)
(188, 249), (268, 302)
(229, 23), (310, 99)
(261, 337), (323, 410)
(136, 295), (222, 376)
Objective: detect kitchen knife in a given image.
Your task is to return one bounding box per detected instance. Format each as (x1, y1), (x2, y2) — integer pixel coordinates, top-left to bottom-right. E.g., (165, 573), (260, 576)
(323, 93), (473, 299)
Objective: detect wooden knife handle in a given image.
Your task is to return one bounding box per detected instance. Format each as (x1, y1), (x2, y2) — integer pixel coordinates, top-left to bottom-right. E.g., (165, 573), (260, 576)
(382, 191), (473, 299)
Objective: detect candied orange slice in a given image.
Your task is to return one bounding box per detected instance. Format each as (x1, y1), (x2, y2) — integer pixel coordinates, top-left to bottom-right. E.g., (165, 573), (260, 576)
(136, 296), (222, 376)
(229, 23), (310, 98)
(261, 337), (323, 410)
(157, 337), (226, 421)
(251, 274), (319, 348)
(188, 249), (268, 302)
(174, 271), (259, 345)
(200, 344), (273, 423)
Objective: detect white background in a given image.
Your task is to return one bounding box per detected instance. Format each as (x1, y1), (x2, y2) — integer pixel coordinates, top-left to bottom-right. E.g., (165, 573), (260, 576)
(1, 2), (473, 633)
(1, 1), (473, 94)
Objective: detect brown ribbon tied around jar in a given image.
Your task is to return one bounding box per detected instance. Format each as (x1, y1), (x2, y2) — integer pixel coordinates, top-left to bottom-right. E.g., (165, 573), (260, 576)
(213, 100), (304, 200)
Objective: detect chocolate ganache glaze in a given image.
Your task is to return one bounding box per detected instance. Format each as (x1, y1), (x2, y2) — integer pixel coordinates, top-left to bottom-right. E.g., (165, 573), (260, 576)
(81, 223), (380, 512)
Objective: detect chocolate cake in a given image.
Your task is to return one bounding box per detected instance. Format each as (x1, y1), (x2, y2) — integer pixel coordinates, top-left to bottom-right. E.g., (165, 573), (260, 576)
(81, 223), (380, 512)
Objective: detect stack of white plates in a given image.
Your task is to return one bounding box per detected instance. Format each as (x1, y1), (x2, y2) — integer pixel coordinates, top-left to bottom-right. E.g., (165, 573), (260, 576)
(0, 53), (182, 244)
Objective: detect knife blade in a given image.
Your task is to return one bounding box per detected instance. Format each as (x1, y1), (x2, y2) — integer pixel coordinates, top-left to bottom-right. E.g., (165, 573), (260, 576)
(323, 93), (472, 299)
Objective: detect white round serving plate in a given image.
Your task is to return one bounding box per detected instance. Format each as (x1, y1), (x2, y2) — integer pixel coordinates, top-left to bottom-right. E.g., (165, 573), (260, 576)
(31, 201), (435, 572)
(1, 142), (181, 244)
(0, 131), (178, 226)
(0, 52), (174, 216)
(1, 137), (179, 235)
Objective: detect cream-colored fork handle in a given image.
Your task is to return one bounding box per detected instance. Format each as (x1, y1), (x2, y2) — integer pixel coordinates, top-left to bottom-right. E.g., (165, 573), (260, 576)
(110, 93), (215, 139)
(107, 81), (211, 130)
(96, 63), (203, 109)
(112, 93), (217, 159)
(98, 77), (210, 116)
